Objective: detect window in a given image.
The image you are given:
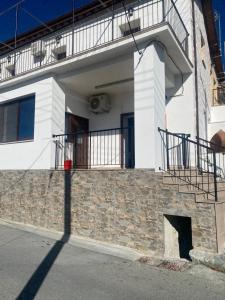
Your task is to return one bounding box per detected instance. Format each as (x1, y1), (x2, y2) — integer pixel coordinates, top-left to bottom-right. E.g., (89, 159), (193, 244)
(0, 95), (35, 143)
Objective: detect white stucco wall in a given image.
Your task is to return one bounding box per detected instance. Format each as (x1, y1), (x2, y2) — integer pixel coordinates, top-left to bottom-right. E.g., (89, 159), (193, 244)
(166, 0), (196, 137)
(89, 92), (134, 130)
(65, 90), (134, 130)
(0, 77), (65, 169)
(194, 0), (212, 140)
(166, 0), (214, 141)
(209, 105), (225, 138)
(66, 92), (90, 120)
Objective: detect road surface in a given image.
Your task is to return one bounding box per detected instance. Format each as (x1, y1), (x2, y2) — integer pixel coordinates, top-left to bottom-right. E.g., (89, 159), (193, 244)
(0, 223), (225, 300)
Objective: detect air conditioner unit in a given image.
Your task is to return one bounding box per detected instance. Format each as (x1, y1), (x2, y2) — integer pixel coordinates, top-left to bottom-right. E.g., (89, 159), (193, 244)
(88, 94), (111, 114)
(119, 18), (141, 37)
(31, 40), (46, 57)
(5, 56), (15, 75)
(52, 45), (67, 60)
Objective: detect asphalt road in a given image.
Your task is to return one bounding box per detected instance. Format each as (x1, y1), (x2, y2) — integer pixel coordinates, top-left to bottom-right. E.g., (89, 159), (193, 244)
(0, 224), (225, 300)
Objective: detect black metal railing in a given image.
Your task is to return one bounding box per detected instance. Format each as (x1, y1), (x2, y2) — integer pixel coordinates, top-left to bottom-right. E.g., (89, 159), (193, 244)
(212, 87), (225, 106)
(158, 128), (225, 202)
(0, 0), (188, 82)
(53, 127), (135, 169)
(197, 136), (225, 179)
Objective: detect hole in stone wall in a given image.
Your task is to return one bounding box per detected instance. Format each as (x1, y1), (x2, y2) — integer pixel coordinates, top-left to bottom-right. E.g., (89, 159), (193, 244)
(164, 215), (193, 260)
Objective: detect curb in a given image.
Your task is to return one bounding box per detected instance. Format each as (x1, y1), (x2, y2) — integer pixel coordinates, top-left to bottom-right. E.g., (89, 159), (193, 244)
(0, 218), (145, 262)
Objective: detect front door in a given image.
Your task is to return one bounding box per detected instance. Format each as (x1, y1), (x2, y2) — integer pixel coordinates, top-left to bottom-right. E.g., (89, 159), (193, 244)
(121, 113), (135, 168)
(65, 113), (89, 168)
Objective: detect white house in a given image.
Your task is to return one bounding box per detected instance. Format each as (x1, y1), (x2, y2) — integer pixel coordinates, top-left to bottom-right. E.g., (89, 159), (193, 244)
(0, 0), (223, 171)
(1, 0), (225, 259)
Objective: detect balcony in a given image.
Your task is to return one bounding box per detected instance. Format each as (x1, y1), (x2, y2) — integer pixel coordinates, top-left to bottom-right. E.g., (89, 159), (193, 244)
(0, 0), (189, 83)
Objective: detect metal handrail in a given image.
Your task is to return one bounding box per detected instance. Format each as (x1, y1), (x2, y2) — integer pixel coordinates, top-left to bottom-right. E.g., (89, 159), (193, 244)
(165, 0), (189, 37)
(53, 126), (129, 137)
(158, 127), (220, 201)
(158, 128), (212, 151)
(197, 136), (225, 153)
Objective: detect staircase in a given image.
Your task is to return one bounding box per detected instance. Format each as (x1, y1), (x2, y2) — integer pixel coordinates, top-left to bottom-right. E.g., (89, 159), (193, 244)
(163, 169), (225, 202)
(158, 128), (225, 202)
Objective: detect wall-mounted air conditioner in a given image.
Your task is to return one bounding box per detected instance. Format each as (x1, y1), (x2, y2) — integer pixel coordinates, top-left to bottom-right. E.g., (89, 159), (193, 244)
(119, 18), (141, 37)
(52, 45), (67, 60)
(5, 56), (15, 76)
(31, 40), (46, 57)
(88, 94), (111, 114)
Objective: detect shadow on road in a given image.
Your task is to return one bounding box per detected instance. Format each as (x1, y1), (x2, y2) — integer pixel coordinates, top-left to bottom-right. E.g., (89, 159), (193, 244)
(16, 170), (72, 300)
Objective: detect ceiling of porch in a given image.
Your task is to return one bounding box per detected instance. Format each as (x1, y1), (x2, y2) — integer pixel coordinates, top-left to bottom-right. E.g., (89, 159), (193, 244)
(58, 53), (180, 99)
(58, 55), (134, 98)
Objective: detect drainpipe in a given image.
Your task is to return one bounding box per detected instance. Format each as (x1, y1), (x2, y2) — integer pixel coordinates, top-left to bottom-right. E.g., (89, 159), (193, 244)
(192, 0), (200, 169)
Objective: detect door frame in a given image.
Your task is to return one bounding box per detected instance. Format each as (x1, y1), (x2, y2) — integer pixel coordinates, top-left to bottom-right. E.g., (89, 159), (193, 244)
(120, 112), (135, 168)
(65, 112), (89, 169)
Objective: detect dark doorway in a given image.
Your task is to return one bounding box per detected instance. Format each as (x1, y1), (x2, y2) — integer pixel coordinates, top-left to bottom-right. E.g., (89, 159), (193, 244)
(164, 215), (193, 260)
(121, 113), (135, 168)
(65, 113), (89, 168)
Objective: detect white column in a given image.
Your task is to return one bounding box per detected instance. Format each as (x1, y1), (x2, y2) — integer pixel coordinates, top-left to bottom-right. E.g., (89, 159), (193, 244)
(134, 42), (166, 169)
(50, 78), (66, 168)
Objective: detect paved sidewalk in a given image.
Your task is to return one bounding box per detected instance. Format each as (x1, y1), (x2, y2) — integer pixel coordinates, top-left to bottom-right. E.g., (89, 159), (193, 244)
(0, 223), (225, 300)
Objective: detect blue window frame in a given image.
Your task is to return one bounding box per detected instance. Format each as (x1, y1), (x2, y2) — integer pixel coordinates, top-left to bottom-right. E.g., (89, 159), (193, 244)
(0, 94), (35, 143)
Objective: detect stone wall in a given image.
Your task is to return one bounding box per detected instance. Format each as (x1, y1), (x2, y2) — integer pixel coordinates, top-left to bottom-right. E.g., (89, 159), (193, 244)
(0, 169), (220, 255)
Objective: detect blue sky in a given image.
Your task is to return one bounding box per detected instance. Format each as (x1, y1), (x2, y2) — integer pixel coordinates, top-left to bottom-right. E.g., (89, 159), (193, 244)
(0, 0), (224, 68)
(0, 0), (93, 40)
(213, 0), (225, 70)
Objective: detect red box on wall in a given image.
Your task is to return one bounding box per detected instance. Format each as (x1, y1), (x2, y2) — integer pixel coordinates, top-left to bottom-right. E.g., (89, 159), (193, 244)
(64, 160), (72, 170)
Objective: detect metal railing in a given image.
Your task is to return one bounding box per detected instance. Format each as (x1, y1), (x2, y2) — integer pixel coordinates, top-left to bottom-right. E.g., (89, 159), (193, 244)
(197, 136), (225, 179)
(53, 127), (134, 169)
(163, 0), (189, 51)
(0, 0), (188, 82)
(158, 128), (225, 202)
(212, 87), (225, 106)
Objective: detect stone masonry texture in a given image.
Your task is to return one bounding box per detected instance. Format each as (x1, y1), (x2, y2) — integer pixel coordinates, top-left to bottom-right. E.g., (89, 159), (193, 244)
(0, 169), (219, 255)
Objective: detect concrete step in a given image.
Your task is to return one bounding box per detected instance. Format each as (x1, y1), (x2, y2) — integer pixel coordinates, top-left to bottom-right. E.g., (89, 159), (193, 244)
(178, 182), (225, 193)
(178, 181), (225, 192)
(163, 170), (225, 203)
(164, 174), (225, 191)
(195, 192), (215, 202)
(178, 184), (203, 193)
(163, 175), (215, 185)
(165, 169), (225, 180)
(181, 187), (225, 202)
(198, 181), (225, 190)
(195, 191), (225, 202)
(167, 169), (200, 177)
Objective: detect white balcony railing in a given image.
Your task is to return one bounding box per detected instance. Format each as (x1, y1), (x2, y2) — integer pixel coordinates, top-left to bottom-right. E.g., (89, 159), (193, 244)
(0, 0), (188, 83)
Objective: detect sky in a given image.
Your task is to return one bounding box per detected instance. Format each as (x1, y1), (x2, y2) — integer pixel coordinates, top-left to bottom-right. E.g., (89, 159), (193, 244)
(0, 0), (93, 40)
(0, 0), (224, 68)
(213, 0), (225, 71)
